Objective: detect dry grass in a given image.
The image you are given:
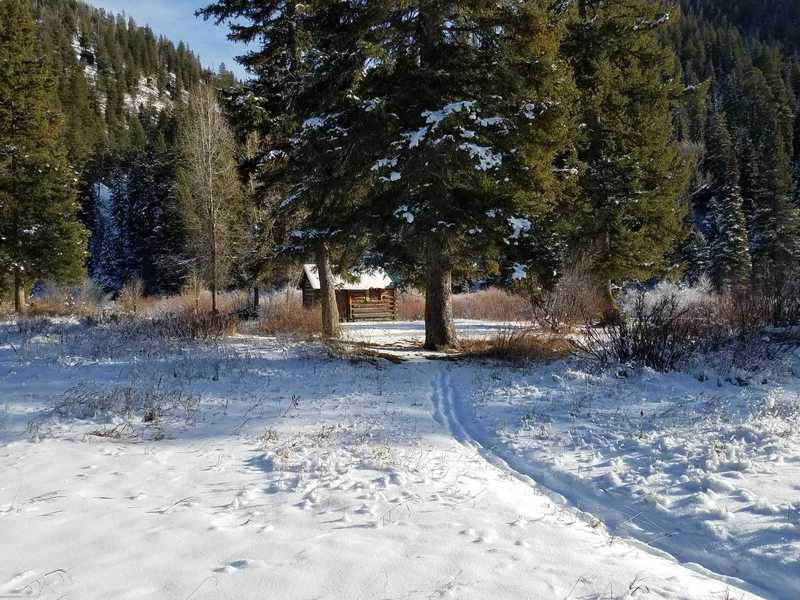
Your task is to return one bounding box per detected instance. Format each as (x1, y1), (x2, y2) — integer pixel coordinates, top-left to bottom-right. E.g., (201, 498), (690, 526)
(118, 278), (145, 316)
(458, 329), (573, 363)
(396, 290), (426, 321)
(150, 311), (239, 340)
(0, 300), (14, 320)
(453, 288), (532, 321)
(324, 340), (406, 364)
(27, 280), (109, 317)
(143, 289), (249, 318)
(397, 287), (532, 322)
(255, 290), (322, 337)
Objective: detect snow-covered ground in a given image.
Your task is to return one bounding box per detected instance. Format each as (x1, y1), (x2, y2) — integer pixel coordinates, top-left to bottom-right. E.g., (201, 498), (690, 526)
(1, 318), (796, 598)
(342, 319), (530, 351)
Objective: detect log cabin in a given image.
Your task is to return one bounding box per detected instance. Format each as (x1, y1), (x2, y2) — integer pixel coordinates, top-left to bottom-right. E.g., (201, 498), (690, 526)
(300, 264), (397, 322)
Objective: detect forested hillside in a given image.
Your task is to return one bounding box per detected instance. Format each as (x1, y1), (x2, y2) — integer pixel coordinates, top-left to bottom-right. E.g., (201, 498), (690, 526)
(670, 0), (800, 287)
(680, 0), (800, 52)
(29, 0), (235, 294)
(4, 0), (800, 309)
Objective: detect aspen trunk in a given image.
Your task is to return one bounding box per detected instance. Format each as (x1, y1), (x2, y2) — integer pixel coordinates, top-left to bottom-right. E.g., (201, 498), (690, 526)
(315, 241), (340, 338)
(13, 270), (25, 315)
(424, 234), (457, 350)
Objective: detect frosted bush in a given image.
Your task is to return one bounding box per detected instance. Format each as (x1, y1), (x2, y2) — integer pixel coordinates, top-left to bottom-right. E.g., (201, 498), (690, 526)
(621, 276), (714, 317)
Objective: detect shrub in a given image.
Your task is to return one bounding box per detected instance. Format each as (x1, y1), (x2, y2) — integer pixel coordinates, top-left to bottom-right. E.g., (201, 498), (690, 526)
(573, 290), (708, 372)
(529, 257), (606, 332)
(398, 287), (532, 322)
(145, 311), (239, 341)
(574, 279), (800, 374)
(460, 328), (573, 363)
(54, 382), (201, 425)
(118, 278), (145, 316)
(143, 289), (249, 318)
(716, 283), (800, 332)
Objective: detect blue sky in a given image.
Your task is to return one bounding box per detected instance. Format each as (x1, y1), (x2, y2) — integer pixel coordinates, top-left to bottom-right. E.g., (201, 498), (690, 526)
(88, 0), (248, 79)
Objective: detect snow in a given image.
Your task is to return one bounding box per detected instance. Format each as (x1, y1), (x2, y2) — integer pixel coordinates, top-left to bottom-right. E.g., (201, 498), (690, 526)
(371, 157), (398, 171)
(423, 100), (477, 127)
(303, 264), (393, 290)
(402, 126), (428, 148)
(512, 263), (528, 280)
(393, 205), (414, 223)
(508, 216), (533, 240)
(123, 76), (170, 113)
(1, 318), (796, 598)
(444, 361), (800, 599)
(301, 113), (340, 130)
(458, 143), (503, 171)
(400, 101), (507, 167)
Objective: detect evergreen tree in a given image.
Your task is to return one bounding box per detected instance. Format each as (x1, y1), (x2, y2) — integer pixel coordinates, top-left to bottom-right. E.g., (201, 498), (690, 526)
(670, 2), (800, 290)
(0, 0), (88, 312)
(566, 0), (689, 309)
(739, 68), (800, 285)
(682, 229), (711, 285)
(704, 112), (751, 290)
(359, 1), (576, 349)
(201, 1), (576, 347)
(200, 0), (375, 338)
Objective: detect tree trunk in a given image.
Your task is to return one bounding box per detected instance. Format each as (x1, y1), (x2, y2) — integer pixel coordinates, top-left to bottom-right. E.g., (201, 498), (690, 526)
(601, 279), (615, 309)
(599, 278), (622, 325)
(253, 286), (260, 315)
(210, 225), (218, 314)
(315, 241), (340, 338)
(13, 270), (25, 315)
(424, 234), (457, 350)
(598, 223), (620, 321)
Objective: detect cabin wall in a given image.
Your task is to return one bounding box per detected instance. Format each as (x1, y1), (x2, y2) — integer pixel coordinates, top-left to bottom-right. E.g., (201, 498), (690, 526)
(345, 288), (397, 321)
(300, 273), (397, 321)
(301, 278), (316, 308)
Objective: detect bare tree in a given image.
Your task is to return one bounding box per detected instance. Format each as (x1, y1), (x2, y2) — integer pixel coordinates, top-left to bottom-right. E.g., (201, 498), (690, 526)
(177, 84), (243, 313)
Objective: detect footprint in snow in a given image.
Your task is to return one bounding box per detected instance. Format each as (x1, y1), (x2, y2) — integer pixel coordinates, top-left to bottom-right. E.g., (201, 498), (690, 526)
(214, 559), (266, 573)
(477, 529), (498, 543)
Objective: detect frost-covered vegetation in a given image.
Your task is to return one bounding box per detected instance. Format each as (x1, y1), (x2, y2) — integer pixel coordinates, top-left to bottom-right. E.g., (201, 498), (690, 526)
(1, 290), (798, 598)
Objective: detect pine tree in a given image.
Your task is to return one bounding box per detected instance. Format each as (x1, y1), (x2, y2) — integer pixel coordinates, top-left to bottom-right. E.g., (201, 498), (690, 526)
(0, 0), (88, 312)
(739, 68), (800, 285)
(350, 1), (576, 348)
(682, 229), (711, 285)
(566, 0), (689, 309)
(704, 112), (751, 290)
(200, 0), (371, 338)
(201, 0), (576, 347)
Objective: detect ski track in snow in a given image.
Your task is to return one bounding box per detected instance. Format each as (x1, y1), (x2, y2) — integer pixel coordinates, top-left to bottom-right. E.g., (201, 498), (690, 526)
(432, 366), (781, 598)
(0, 319), (785, 599)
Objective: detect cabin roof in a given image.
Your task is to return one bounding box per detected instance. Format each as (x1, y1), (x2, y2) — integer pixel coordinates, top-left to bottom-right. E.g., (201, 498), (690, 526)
(303, 264), (394, 291)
